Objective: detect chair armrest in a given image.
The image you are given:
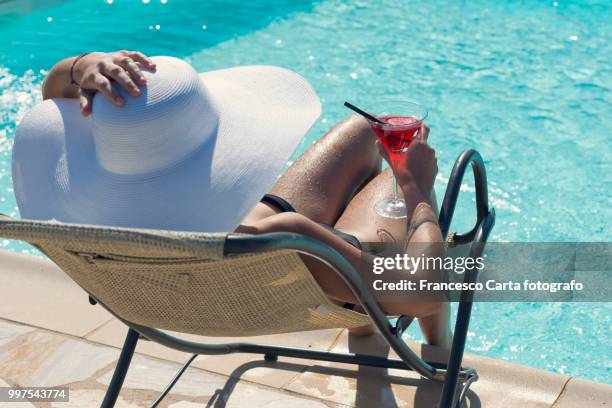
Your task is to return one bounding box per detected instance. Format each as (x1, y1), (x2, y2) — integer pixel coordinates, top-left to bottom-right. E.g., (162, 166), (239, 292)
(438, 149), (496, 408)
(438, 149), (490, 244)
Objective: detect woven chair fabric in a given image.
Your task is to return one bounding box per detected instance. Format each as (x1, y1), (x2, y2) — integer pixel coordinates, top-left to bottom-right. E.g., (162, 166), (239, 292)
(0, 217), (371, 336)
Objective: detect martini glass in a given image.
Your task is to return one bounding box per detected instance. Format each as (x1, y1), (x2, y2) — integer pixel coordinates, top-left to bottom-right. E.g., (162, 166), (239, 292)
(367, 101), (428, 219)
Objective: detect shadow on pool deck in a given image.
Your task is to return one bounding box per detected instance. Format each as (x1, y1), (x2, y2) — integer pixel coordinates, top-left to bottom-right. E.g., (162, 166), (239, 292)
(214, 354), (481, 408)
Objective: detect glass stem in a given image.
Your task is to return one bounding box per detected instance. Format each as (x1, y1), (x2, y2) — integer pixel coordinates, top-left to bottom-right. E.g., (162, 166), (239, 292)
(392, 175), (398, 201)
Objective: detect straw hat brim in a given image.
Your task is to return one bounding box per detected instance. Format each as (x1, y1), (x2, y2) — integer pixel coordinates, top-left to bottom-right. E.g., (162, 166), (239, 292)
(12, 65), (321, 232)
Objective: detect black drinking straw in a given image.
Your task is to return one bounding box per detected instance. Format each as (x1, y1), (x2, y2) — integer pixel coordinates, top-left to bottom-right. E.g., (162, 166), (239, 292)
(344, 101), (385, 124)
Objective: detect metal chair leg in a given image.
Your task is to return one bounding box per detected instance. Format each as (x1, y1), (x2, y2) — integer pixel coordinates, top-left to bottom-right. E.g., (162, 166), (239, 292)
(150, 354), (198, 408)
(101, 328), (139, 408)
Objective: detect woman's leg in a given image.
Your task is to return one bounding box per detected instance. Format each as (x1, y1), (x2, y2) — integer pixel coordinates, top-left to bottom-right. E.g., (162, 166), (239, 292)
(273, 116), (381, 223)
(240, 171), (450, 345)
(239, 116), (383, 336)
(335, 168), (451, 347)
(241, 115), (381, 227)
(240, 117), (450, 346)
(334, 169), (406, 244)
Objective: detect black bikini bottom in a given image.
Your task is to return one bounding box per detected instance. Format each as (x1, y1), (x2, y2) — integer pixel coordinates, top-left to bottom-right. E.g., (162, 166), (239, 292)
(261, 194), (362, 250)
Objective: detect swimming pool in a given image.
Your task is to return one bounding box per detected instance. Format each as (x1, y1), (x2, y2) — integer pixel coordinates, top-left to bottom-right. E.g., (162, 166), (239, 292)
(0, 0), (610, 383)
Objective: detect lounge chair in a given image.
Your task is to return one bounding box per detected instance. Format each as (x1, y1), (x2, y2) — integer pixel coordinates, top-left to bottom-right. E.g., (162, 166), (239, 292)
(0, 149), (495, 408)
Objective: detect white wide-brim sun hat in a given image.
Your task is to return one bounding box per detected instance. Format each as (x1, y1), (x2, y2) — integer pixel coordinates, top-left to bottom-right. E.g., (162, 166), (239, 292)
(12, 56), (321, 232)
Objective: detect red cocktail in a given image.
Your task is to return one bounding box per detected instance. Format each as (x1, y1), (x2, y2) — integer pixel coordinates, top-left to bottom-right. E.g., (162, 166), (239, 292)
(371, 115), (422, 155)
(366, 101), (428, 219)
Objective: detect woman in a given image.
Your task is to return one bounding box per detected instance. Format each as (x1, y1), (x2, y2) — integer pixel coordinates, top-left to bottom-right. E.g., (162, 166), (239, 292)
(41, 50), (451, 347)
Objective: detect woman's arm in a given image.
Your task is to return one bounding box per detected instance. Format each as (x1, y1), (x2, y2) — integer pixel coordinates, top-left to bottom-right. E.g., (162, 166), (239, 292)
(42, 50), (156, 116)
(42, 56), (81, 100)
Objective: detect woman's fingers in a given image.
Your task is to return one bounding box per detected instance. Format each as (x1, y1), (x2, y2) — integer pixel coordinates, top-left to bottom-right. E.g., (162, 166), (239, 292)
(79, 89), (94, 116)
(92, 73), (123, 106)
(101, 62), (140, 97)
(416, 124), (429, 143)
(421, 124), (430, 142)
(71, 51), (155, 114)
(126, 51), (156, 69)
(117, 56), (147, 85)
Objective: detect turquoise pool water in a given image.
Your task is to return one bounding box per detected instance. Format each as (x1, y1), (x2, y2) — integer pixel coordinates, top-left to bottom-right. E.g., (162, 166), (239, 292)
(0, 0), (610, 383)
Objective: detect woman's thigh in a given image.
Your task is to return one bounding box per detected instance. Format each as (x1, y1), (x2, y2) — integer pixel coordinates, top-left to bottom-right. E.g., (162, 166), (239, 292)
(334, 168), (408, 244)
(334, 168), (439, 244)
(269, 115), (381, 225)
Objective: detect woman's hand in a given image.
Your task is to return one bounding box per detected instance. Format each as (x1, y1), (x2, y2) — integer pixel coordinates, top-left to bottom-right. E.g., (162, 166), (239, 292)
(73, 51), (156, 116)
(377, 124), (437, 201)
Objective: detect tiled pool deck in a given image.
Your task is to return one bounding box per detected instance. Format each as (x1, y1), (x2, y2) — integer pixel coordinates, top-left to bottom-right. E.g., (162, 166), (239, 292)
(0, 250), (609, 407)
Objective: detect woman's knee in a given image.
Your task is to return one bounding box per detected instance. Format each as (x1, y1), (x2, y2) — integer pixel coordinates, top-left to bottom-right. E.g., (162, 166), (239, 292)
(344, 114), (371, 130)
(330, 115), (381, 177)
(340, 115), (377, 145)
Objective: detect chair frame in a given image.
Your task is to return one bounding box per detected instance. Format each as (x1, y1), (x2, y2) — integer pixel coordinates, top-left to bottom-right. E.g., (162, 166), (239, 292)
(80, 149), (493, 408)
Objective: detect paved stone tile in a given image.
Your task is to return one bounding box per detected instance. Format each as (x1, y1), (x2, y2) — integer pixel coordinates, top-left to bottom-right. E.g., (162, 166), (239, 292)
(164, 381), (336, 407)
(0, 378), (35, 408)
(219, 382), (332, 407)
(97, 354), (227, 398)
(285, 360), (422, 408)
(461, 356), (569, 408)
(0, 251), (112, 337)
(50, 388), (141, 408)
(88, 318), (342, 389)
(0, 325), (334, 407)
(0, 330), (117, 387)
(0, 319), (609, 407)
(0, 320), (35, 347)
(554, 377), (612, 407)
(97, 350), (334, 407)
(285, 330), (571, 408)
